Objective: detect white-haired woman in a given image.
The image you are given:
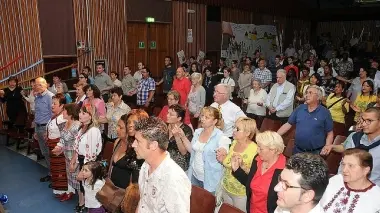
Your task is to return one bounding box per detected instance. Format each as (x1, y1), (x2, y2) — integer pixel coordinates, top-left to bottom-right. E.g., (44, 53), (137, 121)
(217, 117), (259, 212)
(187, 72), (206, 129)
(320, 148), (380, 213)
(231, 131), (286, 213)
(245, 79), (267, 129)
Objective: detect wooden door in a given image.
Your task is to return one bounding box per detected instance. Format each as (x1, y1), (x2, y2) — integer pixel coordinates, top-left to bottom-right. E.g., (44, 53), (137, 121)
(127, 23), (148, 74)
(127, 22), (171, 82)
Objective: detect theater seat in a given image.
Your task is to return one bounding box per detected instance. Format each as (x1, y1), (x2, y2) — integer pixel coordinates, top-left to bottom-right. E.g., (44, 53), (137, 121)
(190, 186), (215, 213)
(283, 139), (295, 158)
(102, 141), (115, 167)
(260, 118), (282, 132)
(325, 135), (347, 175)
(219, 203), (245, 213)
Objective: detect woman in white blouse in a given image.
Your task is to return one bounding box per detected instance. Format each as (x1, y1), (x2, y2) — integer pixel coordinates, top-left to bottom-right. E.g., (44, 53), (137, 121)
(320, 148), (380, 213)
(174, 106), (231, 194)
(245, 79), (267, 129)
(46, 94), (68, 196)
(187, 72), (206, 129)
(70, 103), (102, 212)
(221, 68), (236, 100)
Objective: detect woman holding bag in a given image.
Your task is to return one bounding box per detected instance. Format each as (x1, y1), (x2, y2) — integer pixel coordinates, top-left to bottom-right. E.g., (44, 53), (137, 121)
(97, 109), (147, 213)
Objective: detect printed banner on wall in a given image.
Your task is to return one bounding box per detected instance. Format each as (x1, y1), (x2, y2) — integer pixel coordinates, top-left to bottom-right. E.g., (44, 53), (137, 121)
(221, 21), (279, 66)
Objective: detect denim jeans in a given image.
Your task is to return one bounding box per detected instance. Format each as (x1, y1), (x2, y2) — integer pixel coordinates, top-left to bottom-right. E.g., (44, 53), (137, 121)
(191, 175), (204, 189)
(35, 125), (50, 174)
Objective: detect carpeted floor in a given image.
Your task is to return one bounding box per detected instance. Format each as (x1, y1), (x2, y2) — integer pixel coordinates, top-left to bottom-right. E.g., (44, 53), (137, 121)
(0, 145), (77, 213)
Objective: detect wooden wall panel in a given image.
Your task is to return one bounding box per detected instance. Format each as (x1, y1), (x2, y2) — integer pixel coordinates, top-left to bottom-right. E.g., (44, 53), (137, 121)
(172, 1), (207, 67)
(221, 7), (252, 24)
(0, 0), (44, 88)
(38, 0), (76, 56)
(73, 0), (128, 77)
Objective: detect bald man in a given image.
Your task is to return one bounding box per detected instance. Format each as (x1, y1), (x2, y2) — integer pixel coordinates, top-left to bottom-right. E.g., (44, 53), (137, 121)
(34, 77), (55, 184)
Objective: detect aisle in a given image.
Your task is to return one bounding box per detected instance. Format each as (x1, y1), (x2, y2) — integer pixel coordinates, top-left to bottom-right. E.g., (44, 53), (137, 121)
(0, 145), (77, 213)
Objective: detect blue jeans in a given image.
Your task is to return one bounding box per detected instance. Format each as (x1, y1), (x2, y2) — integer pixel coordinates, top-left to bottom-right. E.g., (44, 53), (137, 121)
(191, 175), (204, 188)
(35, 125), (50, 174)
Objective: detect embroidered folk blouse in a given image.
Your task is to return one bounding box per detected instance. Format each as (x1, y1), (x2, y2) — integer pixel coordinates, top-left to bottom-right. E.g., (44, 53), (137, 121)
(319, 174), (380, 213)
(74, 126), (102, 163)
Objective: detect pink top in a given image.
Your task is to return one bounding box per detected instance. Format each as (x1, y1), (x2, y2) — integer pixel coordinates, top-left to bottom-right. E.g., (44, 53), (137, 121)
(83, 98), (106, 118)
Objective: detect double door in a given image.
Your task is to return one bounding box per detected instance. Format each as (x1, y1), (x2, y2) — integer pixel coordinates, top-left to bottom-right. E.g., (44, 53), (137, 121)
(127, 22), (171, 83)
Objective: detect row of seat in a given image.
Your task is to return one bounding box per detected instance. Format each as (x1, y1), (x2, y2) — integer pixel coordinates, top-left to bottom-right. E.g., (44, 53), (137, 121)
(191, 185), (244, 213)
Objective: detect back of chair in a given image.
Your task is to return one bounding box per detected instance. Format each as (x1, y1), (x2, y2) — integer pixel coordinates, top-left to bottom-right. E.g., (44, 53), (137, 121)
(260, 118), (282, 132)
(102, 141), (115, 167)
(283, 139), (295, 158)
(190, 186), (216, 213)
(326, 135), (347, 175)
(218, 203), (245, 213)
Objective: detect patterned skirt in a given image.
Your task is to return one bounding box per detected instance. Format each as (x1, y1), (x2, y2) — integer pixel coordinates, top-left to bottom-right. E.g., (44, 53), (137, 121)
(48, 138), (68, 191)
(64, 149), (80, 190)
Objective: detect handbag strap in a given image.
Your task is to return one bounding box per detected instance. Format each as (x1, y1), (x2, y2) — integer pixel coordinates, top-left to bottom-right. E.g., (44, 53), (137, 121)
(327, 97), (345, 109)
(108, 139), (122, 176)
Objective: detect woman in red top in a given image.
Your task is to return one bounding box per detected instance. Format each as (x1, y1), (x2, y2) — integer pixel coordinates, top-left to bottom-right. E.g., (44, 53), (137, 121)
(157, 90), (192, 129)
(172, 67), (191, 106)
(231, 131), (286, 213)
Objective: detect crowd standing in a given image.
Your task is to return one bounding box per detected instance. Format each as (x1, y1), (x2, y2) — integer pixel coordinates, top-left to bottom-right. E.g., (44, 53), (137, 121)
(1, 36), (380, 213)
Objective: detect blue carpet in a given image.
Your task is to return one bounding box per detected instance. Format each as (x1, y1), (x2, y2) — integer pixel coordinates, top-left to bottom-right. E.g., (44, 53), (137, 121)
(0, 145), (77, 213)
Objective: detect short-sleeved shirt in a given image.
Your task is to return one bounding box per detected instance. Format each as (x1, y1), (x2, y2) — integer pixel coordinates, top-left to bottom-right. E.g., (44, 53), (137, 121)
(138, 153), (191, 213)
(288, 104), (333, 150)
(162, 66), (176, 93)
(353, 94), (377, 122)
(137, 77), (156, 105)
(222, 140), (257, 196)
(326, 94), (349, 124)
(253, 68), (272, 87)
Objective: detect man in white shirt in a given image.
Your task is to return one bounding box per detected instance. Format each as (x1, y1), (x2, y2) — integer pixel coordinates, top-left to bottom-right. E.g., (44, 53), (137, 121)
(266, 69), (296, 124)
(211, 84), (246, 138)
(110, 71), (122, 87)
(132, 117), (191, 213)
(285, 44), (296, 57)
(274, 153), (329, 213)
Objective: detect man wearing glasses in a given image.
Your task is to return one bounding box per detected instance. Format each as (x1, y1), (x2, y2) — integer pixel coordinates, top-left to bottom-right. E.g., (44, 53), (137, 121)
(274, 153), (328, 213)
(277, 85), (334, 155)
(331, 107), (380, 186)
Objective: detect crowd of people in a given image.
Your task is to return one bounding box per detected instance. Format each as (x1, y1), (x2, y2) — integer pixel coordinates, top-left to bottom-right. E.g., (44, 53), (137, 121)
(0, 38), (380, 213)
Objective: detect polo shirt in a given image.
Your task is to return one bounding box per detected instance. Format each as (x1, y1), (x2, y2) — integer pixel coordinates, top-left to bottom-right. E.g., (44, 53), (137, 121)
(288, 104), (333, 150)
(34, 89), (54, 125)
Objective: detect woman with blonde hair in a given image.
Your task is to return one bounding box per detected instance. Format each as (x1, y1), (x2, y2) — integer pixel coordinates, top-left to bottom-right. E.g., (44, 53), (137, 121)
(187, 72), (206, 129)
(175, 106), (231, 193)
(217, 117), (258, 212)
(232, 131), (286, 213)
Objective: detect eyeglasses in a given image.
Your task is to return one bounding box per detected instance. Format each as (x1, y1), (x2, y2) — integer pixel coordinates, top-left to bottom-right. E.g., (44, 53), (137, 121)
(277, 176), (307, 191)
(358, 117), (379, 125)
(214, 91), (226, 95)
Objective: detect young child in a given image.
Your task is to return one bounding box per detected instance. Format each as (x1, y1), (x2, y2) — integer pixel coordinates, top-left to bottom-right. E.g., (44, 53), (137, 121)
(78, 161), (106, 213)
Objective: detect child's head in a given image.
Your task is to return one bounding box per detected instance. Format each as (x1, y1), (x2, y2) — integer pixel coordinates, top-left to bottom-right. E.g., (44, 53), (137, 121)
(82, 161), (106, 185)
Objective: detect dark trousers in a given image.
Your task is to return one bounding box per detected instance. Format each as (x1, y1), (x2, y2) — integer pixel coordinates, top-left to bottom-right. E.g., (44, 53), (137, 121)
(246, 113), (264, 129)
(267, 113), (289, 125)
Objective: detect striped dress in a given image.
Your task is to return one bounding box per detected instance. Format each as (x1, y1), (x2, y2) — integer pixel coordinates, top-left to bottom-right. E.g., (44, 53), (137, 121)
(59, 121), (81, 190)
(47, 114), (68, 192)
